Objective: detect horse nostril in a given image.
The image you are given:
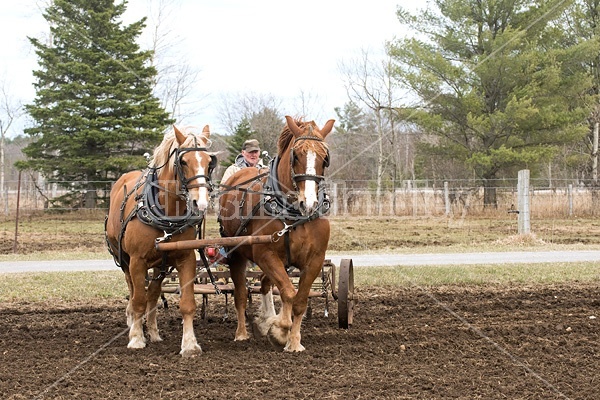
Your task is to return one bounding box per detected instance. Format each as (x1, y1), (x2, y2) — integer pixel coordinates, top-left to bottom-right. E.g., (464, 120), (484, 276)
(298, 201), (306, 213)
(192, 199), (199, 211)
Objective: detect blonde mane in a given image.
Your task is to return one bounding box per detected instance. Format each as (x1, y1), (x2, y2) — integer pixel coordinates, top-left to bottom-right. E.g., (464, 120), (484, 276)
(150, 126), (210, 176)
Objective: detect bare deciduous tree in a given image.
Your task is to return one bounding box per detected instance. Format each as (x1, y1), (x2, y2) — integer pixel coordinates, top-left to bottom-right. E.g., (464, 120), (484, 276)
(216, 92), (284, 154)
(146, 0), (205, 123)
(340, 48), (401, 215)
(0, 78), (24, 214)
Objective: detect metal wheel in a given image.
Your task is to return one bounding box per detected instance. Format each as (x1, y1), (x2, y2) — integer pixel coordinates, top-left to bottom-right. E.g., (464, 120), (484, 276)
(338, 258), (354, 329)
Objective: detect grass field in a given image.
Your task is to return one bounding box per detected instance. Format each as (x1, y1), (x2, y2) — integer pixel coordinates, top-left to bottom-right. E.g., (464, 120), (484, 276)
(1, 261), (598, 303)
(3, 210), (600, 259)
(1, 211), (599, 303)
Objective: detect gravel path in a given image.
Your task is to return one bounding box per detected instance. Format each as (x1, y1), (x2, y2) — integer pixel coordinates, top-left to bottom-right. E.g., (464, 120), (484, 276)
(1, 250), (599, 273)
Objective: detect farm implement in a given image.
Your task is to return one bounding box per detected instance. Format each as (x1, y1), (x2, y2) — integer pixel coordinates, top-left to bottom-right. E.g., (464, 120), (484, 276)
(153, 235), (355, 329)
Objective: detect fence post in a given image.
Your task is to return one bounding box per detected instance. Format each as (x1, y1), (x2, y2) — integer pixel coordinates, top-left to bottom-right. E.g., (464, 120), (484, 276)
(568, 184), (573, 217)
(331, 182), (338, 216)
(3, 185), (7, 216)
(517, 169), (530, 234)
(444, 181), (450, 216)
(13, 170), (22, 253)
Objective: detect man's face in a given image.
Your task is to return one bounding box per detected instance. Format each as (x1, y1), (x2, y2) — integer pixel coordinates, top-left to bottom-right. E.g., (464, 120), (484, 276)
(242, 149), (260, 166)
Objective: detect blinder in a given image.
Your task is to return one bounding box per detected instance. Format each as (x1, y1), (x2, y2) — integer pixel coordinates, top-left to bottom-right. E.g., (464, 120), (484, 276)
(208, 154), (218, 176)
(174, 146), (215, 190)
(323, 150), (330, 169)
(289, 136), (329, 190)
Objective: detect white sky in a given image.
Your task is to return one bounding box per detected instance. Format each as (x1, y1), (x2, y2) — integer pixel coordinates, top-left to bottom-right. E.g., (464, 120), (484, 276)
(0, 0), (415, 136)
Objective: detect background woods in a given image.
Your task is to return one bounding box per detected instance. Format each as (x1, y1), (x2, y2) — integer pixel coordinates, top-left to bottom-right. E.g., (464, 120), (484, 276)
(2, 1), (600, 211)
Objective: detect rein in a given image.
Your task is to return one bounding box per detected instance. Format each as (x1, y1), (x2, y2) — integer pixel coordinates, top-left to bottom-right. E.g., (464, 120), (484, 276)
(220, 137), (331, 269)
(174, 146), (216, 191)
(107, 145), (214, 271)
(137, 168), (205, 236)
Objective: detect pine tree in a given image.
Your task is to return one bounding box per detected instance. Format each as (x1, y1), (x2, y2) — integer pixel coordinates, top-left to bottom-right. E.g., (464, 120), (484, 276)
(20, 0), (174, 208)
(223, 118), (254, 166)
(389, 1), (592, 207)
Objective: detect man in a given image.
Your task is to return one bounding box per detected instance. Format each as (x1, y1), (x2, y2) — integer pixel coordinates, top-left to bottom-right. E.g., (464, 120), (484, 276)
(217, 139), (266, 282)
(220, 139), (266, 184)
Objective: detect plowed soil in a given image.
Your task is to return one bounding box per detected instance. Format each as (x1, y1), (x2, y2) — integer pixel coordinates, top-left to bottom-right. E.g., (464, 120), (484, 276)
(1, 283), (598, 399)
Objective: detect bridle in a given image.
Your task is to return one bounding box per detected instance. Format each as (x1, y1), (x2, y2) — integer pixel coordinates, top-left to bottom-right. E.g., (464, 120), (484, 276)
(174, 146), (217, 191)
(289, 135), (330, 192)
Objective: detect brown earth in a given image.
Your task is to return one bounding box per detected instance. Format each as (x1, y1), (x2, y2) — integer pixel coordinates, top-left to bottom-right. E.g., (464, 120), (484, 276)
(1, 283), (598, 400)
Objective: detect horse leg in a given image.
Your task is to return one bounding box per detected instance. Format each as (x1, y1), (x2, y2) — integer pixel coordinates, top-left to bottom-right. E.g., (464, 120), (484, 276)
(127, 260), (148, 349)
(253, 274), (276, 337)
(146, 268), (164, 343)
(177, 253), (202, 357)
(284, 260), (323, 352)
(123, 270), (134, 327)
(229, 255), (249, 341)
(256, 256), (296, 348)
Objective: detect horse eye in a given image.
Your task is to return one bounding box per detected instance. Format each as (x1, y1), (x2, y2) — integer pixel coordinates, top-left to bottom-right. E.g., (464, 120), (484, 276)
(180, 160), (187, 167)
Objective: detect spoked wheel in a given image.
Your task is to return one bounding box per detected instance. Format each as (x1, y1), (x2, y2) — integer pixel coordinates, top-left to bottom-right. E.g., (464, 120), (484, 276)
(338, 258), (355, 329)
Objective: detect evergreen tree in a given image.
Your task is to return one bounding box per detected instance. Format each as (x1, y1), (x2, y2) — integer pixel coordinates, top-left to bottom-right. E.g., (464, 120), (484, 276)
(19, 0), (173, 208)
(223, 118), (254, 166)
(389, 0), (592, 207)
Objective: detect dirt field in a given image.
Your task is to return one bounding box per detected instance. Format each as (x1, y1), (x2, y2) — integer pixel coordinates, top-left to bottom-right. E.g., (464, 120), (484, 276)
(1, 282), (598, 399)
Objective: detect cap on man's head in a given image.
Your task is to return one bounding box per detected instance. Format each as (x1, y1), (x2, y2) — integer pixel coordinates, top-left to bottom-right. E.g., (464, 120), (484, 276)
(242, 139), (260, 152)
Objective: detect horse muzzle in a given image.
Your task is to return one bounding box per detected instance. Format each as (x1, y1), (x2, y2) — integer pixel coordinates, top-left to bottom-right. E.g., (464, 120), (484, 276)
(190, 188), (210, 212)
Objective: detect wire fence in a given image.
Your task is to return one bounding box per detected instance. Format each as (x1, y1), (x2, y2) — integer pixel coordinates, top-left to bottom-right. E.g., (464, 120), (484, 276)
(1, 176), (599, 218)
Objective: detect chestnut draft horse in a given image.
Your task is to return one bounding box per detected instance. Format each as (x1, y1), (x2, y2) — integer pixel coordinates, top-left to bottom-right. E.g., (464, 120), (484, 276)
(105, 125), (216, 357)
(219, 116), (334, 352)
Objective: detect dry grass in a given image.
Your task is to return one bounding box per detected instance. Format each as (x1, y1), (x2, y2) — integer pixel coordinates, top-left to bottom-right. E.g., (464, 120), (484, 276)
(1, 261), (598, 304)
(1, 211), (599, 303)
(2, 211), (600, 260)
(492, 233), (546, 247)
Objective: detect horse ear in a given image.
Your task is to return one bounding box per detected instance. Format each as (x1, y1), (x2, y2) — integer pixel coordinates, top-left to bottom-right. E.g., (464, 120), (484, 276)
(285, 115), (302, 137)
(321, 119), (335, 138)
(173, 125), (186, 145)
(201, 125), (210, 139)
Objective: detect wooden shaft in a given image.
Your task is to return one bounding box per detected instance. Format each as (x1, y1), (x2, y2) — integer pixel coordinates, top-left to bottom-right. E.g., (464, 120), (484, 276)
(155, 234), (274, 251)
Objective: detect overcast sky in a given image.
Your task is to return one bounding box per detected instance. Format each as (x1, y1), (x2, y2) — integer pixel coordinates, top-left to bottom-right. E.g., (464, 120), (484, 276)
(0, 0), (415, 136)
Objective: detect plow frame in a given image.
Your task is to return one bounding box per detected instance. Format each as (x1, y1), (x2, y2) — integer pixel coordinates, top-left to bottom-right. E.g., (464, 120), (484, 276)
(151, 235), (354, 328)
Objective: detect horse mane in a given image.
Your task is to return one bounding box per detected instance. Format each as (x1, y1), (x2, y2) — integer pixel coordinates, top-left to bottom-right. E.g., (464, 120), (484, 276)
(277, 118), (329, 159)
(150, 126), (209, 176)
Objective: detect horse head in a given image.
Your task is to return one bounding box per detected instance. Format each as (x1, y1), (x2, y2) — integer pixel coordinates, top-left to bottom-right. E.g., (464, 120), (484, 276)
(283, 116), (335, 216)
(171, 125), (215, 213)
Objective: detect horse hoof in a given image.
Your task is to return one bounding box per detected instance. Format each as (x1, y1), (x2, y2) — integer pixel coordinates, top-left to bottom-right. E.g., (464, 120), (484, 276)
(127, 337), (146, 349)
(180, 344), (202, 358)
(149, 334), (163, 343)
(252, 318), (269, 338)
(234, 332), (250, 341)
(284, 342), (306, 352)
(267, 324), (288, 349)
(267, 335), (286, 351)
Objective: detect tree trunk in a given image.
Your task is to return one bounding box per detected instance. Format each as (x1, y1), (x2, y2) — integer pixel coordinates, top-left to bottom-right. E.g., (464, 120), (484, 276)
(0, 133), (4, 213)
(483, 179), (498, 209)
(593, 120), (599, 182)
(84, 181), (97, 209)
(375, 110), (384, 216)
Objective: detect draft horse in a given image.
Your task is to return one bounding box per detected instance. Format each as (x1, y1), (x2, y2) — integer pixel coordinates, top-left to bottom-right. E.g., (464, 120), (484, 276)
(219, 116), (334, 352)
(105, 125), (215, 357)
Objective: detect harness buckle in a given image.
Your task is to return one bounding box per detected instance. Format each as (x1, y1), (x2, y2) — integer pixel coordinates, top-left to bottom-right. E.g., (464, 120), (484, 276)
(277, 222), (292, 237)
(156, 232), (173, 244)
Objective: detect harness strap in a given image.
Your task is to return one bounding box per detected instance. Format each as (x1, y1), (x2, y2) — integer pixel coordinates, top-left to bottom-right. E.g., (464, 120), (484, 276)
(233, 200), (263, 237)
(106, 173), (148, 271)
(284, 230), (293, 272)
(150, 252), (172, 281)
(216, 170), (270, 196)
(199, 250), (221, 295)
